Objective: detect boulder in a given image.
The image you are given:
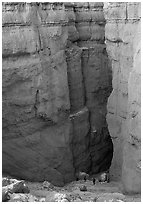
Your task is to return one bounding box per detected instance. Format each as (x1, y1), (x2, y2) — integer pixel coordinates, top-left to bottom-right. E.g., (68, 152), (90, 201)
(2, 188), (10, 202)
(2, 180), (30, 194)
(80, 185), (87, 192)
(45, 192), (70, 202)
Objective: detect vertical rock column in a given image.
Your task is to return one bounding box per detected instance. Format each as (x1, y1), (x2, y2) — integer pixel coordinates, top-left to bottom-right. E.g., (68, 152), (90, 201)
(64, 2), (113, 174)
(64, 3), (91, 172)
(74, 2), (113, 174)
(122, 8), (141, 193)
(104, 2), (141, 193)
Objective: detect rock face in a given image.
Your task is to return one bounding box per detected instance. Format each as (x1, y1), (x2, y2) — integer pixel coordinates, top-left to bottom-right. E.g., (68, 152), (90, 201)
(2, 2), (141, 193)
(104, 2), (141, 193)
(2, 2), (74, 186)
(2, 2), (113, 186)
(72, 2), (113, 174)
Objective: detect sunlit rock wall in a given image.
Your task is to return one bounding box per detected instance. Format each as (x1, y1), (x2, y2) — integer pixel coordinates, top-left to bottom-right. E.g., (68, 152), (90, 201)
(104, 2), (141, 193)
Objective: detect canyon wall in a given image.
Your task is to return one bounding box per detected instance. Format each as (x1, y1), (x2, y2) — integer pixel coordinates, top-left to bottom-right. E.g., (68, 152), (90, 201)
(2, 2), (113, 186)
(104, 2), (141, 193)
(68, 2), (113, 174)
(2, 2), (74, 186)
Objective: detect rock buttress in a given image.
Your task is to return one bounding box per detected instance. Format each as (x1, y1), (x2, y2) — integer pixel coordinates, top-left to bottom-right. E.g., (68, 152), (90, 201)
(104, 2), (141, 193)
(65, 2), (113, 174)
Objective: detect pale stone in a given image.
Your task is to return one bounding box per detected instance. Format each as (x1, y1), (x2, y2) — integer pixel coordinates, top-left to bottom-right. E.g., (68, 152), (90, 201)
(104, 2), (141, 193)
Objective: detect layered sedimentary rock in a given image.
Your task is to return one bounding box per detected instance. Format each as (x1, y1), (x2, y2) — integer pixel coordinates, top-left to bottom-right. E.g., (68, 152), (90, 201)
(2, 2), (74, 186)
(122, 18), (141, 194)
(104, 2), (141, 193)
(2, 2), (113, 185)
(64, 2), (113, 173)
(74, 2), (113, 173)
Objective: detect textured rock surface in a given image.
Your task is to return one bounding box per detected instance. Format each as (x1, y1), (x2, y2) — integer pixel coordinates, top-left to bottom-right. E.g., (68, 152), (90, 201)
(2, 2), (113, 185)
(104, 2), (141, 193)
(72, 2), (113, 174)
(2, 2), (74, 186)
(122, 19), (141, 194)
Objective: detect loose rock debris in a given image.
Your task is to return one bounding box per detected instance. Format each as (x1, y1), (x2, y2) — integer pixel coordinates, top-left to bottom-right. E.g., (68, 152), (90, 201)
(2, 176), (141, 202)
(2, 177), (30, 202)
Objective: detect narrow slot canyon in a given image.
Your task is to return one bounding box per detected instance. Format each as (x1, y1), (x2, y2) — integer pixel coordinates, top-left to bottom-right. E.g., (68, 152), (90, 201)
(2, 2), (141, 202)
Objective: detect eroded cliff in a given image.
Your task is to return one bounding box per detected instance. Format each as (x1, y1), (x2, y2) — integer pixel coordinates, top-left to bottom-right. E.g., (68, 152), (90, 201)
(2, 2), (113, 186)
(104, 2), (141, 193)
